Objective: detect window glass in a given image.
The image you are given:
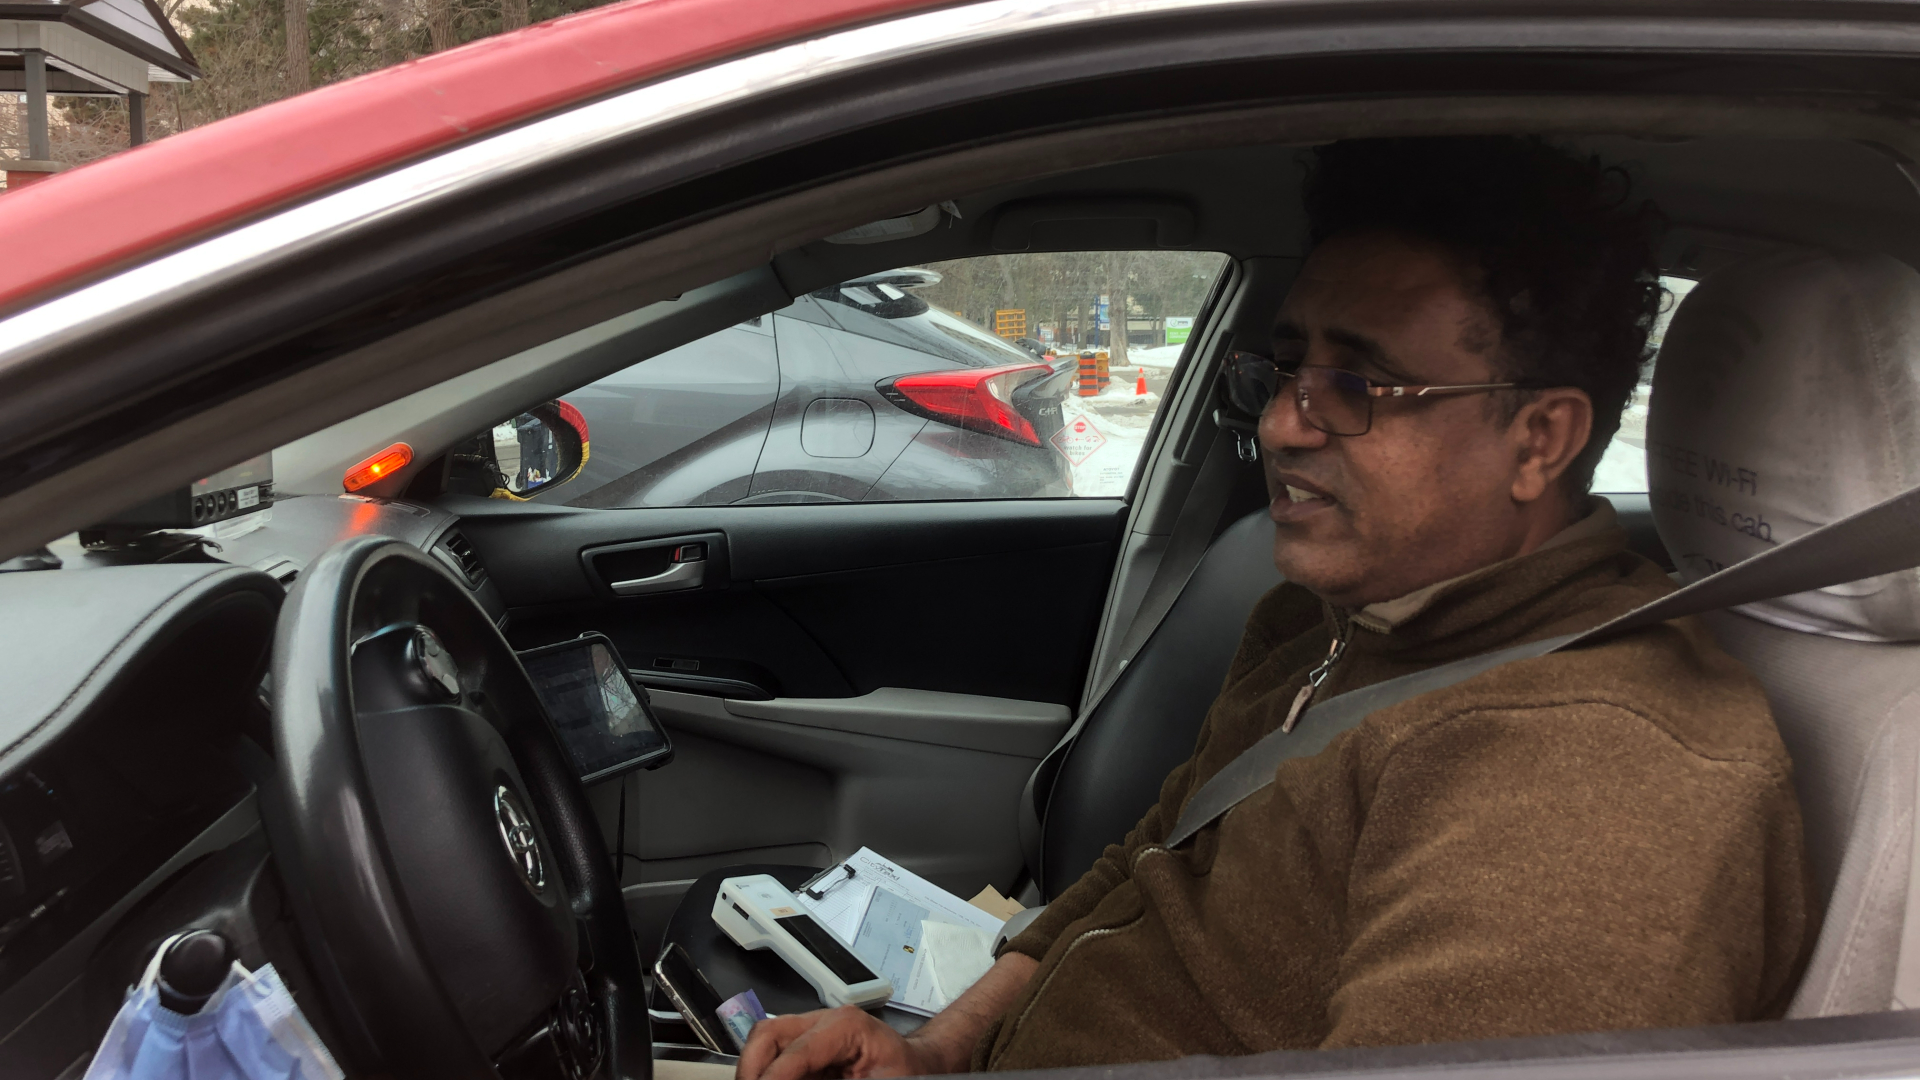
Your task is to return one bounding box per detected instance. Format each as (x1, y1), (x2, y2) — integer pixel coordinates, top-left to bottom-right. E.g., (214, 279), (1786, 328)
(1589, 275), (1698, 494)
(544, 251), (1229, 507)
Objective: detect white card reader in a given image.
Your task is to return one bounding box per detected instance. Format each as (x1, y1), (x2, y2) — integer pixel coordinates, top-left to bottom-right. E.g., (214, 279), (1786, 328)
(713, 875), (893, 1009)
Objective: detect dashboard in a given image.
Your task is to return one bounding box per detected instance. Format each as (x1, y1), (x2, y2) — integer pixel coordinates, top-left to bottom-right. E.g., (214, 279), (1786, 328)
(0, 494), (499, 1076)
(51, 494), (507, 625)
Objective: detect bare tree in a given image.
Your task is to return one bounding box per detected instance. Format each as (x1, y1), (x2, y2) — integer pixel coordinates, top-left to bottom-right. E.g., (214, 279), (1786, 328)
(426, 0), (455, 51)
(912, 251), (1224, 353)
(1105, 250), (1132, 368)
(285, 0), (311, 92)
(502, 0), (529, 30)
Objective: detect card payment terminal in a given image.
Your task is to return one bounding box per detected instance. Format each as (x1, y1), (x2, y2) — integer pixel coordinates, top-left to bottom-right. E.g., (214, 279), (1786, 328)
(713, 875), (893, 1009)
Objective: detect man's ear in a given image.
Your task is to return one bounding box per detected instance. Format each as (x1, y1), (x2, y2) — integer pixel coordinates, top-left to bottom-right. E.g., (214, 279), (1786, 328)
(1509, 388), (1593, 504)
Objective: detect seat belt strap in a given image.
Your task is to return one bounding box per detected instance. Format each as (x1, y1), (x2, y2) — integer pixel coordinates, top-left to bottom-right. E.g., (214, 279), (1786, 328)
(1163, 631), (1580, 847)
(1164, 481), (1920, 850)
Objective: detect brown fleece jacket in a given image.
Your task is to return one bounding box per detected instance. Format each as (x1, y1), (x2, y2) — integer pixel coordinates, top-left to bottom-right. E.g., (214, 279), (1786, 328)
(978, 513), (1812, 1070)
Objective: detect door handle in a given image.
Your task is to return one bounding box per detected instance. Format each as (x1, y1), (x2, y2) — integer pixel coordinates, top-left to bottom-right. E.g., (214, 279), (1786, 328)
(609, 556), (705, 596)
(583, 534), (722, 597)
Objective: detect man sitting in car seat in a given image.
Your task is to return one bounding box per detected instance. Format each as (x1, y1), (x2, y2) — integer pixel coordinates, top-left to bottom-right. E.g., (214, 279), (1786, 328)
(737, 137), (1812, 1079)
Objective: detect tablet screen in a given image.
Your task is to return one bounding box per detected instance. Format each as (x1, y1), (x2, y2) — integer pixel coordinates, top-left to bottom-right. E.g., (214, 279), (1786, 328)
(521, 637), (672, 781)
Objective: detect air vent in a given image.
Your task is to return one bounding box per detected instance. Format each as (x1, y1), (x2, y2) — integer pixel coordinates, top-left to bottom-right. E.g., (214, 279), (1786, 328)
(437, 529), (486, 588)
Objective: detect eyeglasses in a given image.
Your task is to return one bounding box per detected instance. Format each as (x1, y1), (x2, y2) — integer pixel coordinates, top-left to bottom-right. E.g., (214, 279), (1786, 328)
(1225, 350), (1523, 437)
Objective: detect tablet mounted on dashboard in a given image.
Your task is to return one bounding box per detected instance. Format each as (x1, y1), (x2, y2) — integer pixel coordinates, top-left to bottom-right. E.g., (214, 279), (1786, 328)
(519, 633), (674, 781)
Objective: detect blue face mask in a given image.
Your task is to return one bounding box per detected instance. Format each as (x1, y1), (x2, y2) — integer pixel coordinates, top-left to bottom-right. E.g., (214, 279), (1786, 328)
(84, 935), (343, 1080)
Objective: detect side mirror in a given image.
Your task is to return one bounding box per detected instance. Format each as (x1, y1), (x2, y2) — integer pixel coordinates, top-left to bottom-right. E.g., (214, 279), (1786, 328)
(451, 400), (590, 499)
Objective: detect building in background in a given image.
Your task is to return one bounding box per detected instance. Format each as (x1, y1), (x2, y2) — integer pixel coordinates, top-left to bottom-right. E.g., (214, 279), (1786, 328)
(0, 0), (199, 189)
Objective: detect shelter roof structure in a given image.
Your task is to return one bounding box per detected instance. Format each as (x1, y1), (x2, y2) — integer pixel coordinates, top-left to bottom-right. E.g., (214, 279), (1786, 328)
(1, 0), (197, 184)
(1, 0), (200, 96)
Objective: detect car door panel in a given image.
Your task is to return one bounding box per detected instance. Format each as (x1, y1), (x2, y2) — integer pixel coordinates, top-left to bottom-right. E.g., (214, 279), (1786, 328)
(622, 687), (1058, 945)
(463, 497), (1120, 608)
(609, 720), (837, 957)
(514, 587), (854, 698)
(753, 542), (1110, 704)
(723, 688), (1071, 757)
(455, 496), (1124, 948)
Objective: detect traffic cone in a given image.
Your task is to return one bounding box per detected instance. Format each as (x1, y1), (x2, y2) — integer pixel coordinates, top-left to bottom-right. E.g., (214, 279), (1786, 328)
(1136, 369), (1148, 396)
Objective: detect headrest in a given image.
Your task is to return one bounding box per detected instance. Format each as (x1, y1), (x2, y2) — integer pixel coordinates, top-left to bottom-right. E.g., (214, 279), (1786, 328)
(1649, 249), (1920, 642)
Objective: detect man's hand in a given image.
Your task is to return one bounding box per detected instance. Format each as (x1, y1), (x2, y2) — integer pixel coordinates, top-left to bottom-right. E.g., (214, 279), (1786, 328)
(736, 1007), (926, 1080)
(736, 952), (1039, 1080)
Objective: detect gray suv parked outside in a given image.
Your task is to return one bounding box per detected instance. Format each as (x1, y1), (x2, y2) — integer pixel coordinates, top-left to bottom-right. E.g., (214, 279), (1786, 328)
(550, 269), (1076, 508)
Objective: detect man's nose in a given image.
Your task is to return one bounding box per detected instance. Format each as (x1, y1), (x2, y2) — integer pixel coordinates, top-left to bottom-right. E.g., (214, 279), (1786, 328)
(1259, 383), (1330, 453)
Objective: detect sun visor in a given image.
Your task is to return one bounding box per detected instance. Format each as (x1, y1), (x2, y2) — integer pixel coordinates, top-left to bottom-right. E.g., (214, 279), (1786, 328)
(1649, 248), (1920, 641)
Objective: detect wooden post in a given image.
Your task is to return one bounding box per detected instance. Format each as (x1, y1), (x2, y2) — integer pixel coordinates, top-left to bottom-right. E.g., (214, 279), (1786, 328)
(24, 49), (50, 162)
(128, 91), (146, 146)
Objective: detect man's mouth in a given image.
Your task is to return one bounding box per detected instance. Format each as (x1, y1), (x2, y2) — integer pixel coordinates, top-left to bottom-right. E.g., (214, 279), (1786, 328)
(1271, 475), (1336, 523)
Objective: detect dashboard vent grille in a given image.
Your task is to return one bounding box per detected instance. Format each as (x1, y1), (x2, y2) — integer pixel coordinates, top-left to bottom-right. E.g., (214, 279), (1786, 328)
(439, 530), (486, 587)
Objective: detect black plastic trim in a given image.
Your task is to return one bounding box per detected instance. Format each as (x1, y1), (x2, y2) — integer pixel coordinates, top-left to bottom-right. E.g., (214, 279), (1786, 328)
(628, 670), (773, 701)
(451, 496), (1127, 607)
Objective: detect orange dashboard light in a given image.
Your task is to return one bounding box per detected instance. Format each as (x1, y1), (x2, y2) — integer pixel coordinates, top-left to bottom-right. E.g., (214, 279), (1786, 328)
(343, 442), (414, 492)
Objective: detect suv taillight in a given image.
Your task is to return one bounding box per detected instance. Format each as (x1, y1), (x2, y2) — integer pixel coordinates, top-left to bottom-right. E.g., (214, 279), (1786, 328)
(877, 363), (1052, 446)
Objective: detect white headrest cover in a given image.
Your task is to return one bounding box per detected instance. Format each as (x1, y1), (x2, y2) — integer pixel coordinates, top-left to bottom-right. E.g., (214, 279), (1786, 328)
(1649, 249), (1920, 642)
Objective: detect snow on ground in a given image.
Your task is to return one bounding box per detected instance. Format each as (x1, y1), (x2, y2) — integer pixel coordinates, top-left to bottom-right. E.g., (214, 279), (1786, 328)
(1130, 344), (1186, 369)
(1057, 379), (1161, 497)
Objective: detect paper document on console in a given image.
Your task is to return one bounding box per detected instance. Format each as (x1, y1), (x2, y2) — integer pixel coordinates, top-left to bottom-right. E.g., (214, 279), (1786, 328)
(797, 879), (877, 943)
(918, 920), (996, 1007)
(792, 847), (1007, 1015)
(794, 847), (1005, 940)
(851, 889), (928, 1004)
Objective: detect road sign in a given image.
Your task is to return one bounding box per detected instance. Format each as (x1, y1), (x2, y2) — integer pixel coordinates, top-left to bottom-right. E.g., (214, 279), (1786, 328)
(1165, 316), (1194, 345)
(1051, 415), (1107, 465)
(994, 309), (1027, 338)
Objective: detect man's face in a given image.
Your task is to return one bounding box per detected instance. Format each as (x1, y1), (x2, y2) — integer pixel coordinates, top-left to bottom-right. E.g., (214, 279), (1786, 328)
(1263, 231), (1544, 609)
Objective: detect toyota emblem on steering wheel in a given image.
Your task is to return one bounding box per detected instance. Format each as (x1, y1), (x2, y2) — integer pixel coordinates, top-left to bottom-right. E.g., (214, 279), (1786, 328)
(493, 785), (548, 894)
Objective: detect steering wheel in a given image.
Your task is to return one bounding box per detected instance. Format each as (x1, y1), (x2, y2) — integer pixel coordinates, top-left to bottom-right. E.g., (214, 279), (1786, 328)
(264, 536), (653, 1079)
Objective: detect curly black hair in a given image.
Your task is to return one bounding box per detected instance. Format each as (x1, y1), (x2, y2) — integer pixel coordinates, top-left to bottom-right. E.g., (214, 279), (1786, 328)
(1303, 137), (1664, 494)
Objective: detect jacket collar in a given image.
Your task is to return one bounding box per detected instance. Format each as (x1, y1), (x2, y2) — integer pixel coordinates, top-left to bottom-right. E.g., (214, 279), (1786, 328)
(1340, 498), (1629, 650)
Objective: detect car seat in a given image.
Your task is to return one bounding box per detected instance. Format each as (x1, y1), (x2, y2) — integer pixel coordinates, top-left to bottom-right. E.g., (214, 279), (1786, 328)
(1646, 248), (1920, 1016)
(653, 508), (1281, 1019)
(1027, 508), (1280, 898)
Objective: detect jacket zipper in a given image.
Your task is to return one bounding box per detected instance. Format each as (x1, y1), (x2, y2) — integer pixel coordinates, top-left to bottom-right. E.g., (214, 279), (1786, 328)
(1281, 620), (1349, 733)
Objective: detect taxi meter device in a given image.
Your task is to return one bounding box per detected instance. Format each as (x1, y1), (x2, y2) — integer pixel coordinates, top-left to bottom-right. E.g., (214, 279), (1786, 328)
(90, 453), (274, 532)
(714, 875), (893, 1009)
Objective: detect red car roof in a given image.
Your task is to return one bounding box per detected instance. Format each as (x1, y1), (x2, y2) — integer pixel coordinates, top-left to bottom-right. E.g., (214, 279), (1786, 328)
(0, 0), (944, 314)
